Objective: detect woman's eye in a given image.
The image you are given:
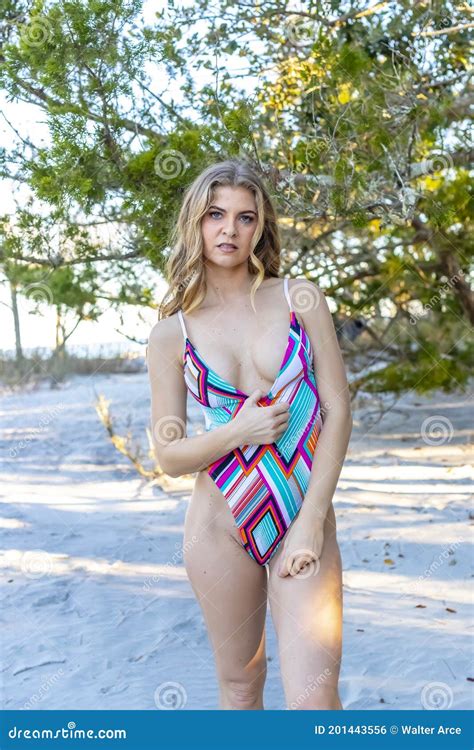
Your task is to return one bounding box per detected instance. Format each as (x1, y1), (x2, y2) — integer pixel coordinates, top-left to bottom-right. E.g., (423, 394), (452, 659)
(208, 211), (253, 223)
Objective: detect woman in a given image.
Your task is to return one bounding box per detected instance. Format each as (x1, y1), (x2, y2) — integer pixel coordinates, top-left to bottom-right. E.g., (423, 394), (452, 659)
(147, 159), (352, 710)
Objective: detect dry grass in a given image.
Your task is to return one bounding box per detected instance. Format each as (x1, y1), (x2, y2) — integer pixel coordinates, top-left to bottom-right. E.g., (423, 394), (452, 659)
(0, 351), (146, 390)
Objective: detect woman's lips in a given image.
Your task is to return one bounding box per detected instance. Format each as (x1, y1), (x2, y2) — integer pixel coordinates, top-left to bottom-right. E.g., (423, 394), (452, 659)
(218, 243), (238, 253)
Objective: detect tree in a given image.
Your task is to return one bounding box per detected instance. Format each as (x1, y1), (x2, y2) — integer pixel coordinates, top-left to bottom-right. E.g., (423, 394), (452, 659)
(0, 0), (471, 393)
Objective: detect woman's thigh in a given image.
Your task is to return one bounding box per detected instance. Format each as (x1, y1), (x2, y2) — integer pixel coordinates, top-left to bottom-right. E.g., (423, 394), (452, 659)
(183, 475), (268, 691)
(266, 503), (343, 708)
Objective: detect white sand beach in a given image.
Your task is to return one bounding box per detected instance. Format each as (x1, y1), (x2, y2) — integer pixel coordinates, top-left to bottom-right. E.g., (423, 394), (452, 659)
(1, 371), (472, 710)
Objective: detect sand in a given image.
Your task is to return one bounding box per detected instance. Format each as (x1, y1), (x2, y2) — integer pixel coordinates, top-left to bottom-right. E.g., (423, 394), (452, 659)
(0, 371), (472, 710)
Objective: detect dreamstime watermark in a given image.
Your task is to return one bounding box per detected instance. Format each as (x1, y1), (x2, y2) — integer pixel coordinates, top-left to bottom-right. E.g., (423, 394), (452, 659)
(414, 6), (457, 40)
(398, 538), (462, 600)
(20, 549), (54, 579)
(420, 539), (461, 578)
(420, 415), (454, 446)
(318, 399), (331, 421)
(154, 149), (188, 179)
(154, 680), (187, 709)
(409, 270), (465, 324)
(305, 136), (333, 163)
(289, 668), (332, 709)
(8, 722), (126, 740)
(275, 402), (324, 458)
(420, 681), (453, 709)
(17, 16), (54, 48)
(23, 281), (55, 306)
(283, 547), (321, 578)
(22, 668), (65, 709)
(281, 1), (331, 48)
(9, 403), (65, 458)
(292, 280), (322, 315)
(142, 535), (198, 591)
(176, 269), (199, 294)
(152, 415), (186, 446)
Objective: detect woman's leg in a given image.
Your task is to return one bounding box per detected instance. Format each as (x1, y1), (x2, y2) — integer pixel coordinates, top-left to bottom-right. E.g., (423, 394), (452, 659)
(266, 502), (343, 710)
(183, 484), (268, 709)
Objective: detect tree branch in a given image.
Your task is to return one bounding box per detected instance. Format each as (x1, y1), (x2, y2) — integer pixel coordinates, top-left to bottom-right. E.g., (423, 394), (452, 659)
(7, 74), (162, 141)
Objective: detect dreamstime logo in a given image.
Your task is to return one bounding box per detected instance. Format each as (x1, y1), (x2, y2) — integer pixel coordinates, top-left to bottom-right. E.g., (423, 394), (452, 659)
(420, 681), (453, 709)
(153, 415), (186, 446)
(289, 668), (332, 709)
(274, 420), (298, 457)
(154, 149), (188, 179)
(274, 406), (322, 459)
(283, 14), (320, 47)
(414, 5), (456, 39)
(305, 137), (331, 162)
(22, 668), (65, 709)
(282, 2), (330, 48)
(412, 151), (454, 176)
(420, 415), (453, 446)
(398, 538), (462, 600)
(21, 550), (54, 579)
(318, 400), (331, 421)
(9, 402), (65, 458)
(18, 16), (53, 47)
(409, 270), (464, 324)
(292, 281), (322, 314)
(142, 536), (198, 591)
(296, 549), (321, 578)
(154, 681), (187, 710)
(23, 281), (54, 305)
(176, 270), (199, 293)
(286, 548), (321, 578)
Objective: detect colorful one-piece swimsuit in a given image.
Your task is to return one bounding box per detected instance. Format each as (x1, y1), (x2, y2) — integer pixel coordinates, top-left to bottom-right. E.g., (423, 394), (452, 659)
(177, 277), (322, 566)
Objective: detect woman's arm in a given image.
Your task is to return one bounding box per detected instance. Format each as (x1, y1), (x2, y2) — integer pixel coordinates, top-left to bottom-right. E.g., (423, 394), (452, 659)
(293, 279), (353, 523)
(147, 319), (241, 477)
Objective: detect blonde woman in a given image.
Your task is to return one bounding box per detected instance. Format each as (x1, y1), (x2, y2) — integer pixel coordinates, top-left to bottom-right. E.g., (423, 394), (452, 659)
(147, 159), (352, 710)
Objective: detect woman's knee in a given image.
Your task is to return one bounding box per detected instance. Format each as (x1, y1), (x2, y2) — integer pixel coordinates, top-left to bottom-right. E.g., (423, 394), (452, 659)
(219, 668), (267, 709)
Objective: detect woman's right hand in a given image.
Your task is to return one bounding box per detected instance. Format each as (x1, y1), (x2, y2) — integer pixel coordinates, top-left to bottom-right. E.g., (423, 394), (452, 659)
(231, 389), (290, 445)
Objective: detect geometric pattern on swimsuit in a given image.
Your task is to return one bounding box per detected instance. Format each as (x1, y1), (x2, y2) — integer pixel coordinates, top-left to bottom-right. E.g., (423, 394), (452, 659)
(177, 277), (322, 566)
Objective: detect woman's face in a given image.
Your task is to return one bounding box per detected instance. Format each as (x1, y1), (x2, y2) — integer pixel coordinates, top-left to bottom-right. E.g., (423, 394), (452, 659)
(201, 185), (258, 268)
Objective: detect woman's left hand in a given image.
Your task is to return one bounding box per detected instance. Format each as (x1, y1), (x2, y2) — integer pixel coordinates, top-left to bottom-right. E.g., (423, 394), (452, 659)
(277, 519), (325, 577)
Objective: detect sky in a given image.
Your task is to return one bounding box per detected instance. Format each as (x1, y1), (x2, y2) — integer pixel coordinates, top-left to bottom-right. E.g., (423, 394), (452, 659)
(0, 82), (164, 352)
(0, 0), (223, 354)
(0, 0), (311, 355)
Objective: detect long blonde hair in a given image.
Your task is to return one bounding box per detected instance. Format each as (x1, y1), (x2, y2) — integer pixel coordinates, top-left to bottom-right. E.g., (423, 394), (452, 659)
(159, 159), (282, 318)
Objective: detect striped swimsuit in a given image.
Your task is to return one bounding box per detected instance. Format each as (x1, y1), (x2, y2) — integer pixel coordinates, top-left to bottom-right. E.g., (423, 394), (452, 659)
(177, 277), (322, 566)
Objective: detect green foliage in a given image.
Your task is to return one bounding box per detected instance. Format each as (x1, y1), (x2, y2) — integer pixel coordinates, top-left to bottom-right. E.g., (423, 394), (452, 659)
(0, 0), (471, 393)
(363, 349), (471, 395)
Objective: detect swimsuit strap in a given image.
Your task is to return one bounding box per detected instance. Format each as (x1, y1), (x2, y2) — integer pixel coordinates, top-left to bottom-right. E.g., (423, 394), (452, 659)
(176, 309), (188, 341)
(283, 277), (292, 311)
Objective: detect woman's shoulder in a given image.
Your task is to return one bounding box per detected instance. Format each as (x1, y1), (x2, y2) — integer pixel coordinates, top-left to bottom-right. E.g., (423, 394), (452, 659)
(147, 311), (183, 353)
(286, 276), (322, 291)
(287, 276), (326, 301)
